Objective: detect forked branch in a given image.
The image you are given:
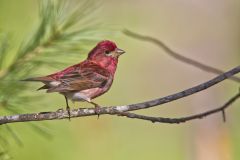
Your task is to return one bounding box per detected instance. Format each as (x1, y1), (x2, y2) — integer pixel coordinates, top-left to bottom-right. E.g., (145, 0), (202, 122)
(118, 91), (240, 124)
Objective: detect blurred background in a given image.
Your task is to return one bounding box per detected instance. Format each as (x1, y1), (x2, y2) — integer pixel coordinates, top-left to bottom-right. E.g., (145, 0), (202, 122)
(0, 0), (239, 160)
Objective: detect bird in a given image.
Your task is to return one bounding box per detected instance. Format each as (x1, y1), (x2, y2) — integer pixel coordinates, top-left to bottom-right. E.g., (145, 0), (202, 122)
(23, 40), (125, 119)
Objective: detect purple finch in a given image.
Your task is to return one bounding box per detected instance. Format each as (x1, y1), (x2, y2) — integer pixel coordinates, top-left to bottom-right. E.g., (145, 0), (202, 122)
(23, 40), (125, 119)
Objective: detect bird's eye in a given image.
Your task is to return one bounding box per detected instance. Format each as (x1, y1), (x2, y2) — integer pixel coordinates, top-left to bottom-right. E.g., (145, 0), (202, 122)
(105, 50), (110, 55)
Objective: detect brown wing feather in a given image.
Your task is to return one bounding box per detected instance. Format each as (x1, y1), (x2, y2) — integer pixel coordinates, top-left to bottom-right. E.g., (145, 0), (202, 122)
(47, 63), (110, 93)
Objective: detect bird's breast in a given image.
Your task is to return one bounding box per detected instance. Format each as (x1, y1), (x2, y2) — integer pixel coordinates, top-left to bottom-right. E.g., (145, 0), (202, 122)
(65, 88), (103, 102)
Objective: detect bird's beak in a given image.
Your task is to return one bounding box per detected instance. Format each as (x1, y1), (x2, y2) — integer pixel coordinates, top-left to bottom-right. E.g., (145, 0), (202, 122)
(115, 48), (125, 56)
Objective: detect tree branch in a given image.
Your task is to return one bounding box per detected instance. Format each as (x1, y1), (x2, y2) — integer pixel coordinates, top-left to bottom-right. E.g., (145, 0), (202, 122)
(123, 29), (240, 83)
(0, 65), (239, 125)
(117, 91), (240, 124)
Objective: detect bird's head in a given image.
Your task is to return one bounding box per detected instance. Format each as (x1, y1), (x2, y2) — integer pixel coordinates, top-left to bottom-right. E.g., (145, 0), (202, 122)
(87, 40), (125, 74)
(88, 40), (125, 62)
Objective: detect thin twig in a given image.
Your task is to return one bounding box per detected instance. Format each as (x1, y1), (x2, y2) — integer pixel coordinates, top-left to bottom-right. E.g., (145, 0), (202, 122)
(0, 65), (239, 125)
(123, 29), (240, 83)
(117, 91), (240, 124)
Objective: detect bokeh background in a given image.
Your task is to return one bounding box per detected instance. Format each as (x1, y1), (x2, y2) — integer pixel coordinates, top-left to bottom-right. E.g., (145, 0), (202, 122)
(0, 0), (240, 160)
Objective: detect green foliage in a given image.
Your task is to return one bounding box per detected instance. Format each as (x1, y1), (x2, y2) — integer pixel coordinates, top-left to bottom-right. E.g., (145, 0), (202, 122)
(0, 0), (112, 159)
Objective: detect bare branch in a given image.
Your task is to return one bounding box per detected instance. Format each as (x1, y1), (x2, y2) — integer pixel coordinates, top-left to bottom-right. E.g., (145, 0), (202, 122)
(117, 91), (240, 124)
(123, 29), (240, 83)
(0, 66), (239, 125)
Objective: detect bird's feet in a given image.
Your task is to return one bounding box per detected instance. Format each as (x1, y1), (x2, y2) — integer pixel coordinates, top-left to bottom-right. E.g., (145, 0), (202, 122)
(88, 101), (102, 118)
(94, 104), (101, 119)
(66, 106), (71, 121)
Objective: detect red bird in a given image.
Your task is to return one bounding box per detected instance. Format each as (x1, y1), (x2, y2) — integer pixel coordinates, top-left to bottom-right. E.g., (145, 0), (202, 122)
(24, 40), (125, 119)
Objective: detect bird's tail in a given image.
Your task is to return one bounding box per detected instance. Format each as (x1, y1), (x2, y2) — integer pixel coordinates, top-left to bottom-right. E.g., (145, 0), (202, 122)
(21, 77), (51, 91)
(21, 76), (52, 82)
(37, 85), (49, 90)
(21, 77), (41, 82)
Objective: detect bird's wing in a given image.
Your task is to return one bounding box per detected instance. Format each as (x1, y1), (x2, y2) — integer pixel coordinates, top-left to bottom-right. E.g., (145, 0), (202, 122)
(47, 62), (110, 93)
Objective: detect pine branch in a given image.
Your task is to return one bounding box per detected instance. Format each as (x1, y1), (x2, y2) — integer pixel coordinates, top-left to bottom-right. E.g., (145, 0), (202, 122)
(123, 29), (240, 83)
(0, 65), (239, 125)
(0, 0), (104, 80)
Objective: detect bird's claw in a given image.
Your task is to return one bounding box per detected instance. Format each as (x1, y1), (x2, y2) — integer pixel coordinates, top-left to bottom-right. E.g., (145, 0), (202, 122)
(94, 105), (101, 119)
(66, 106), (71, 121)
